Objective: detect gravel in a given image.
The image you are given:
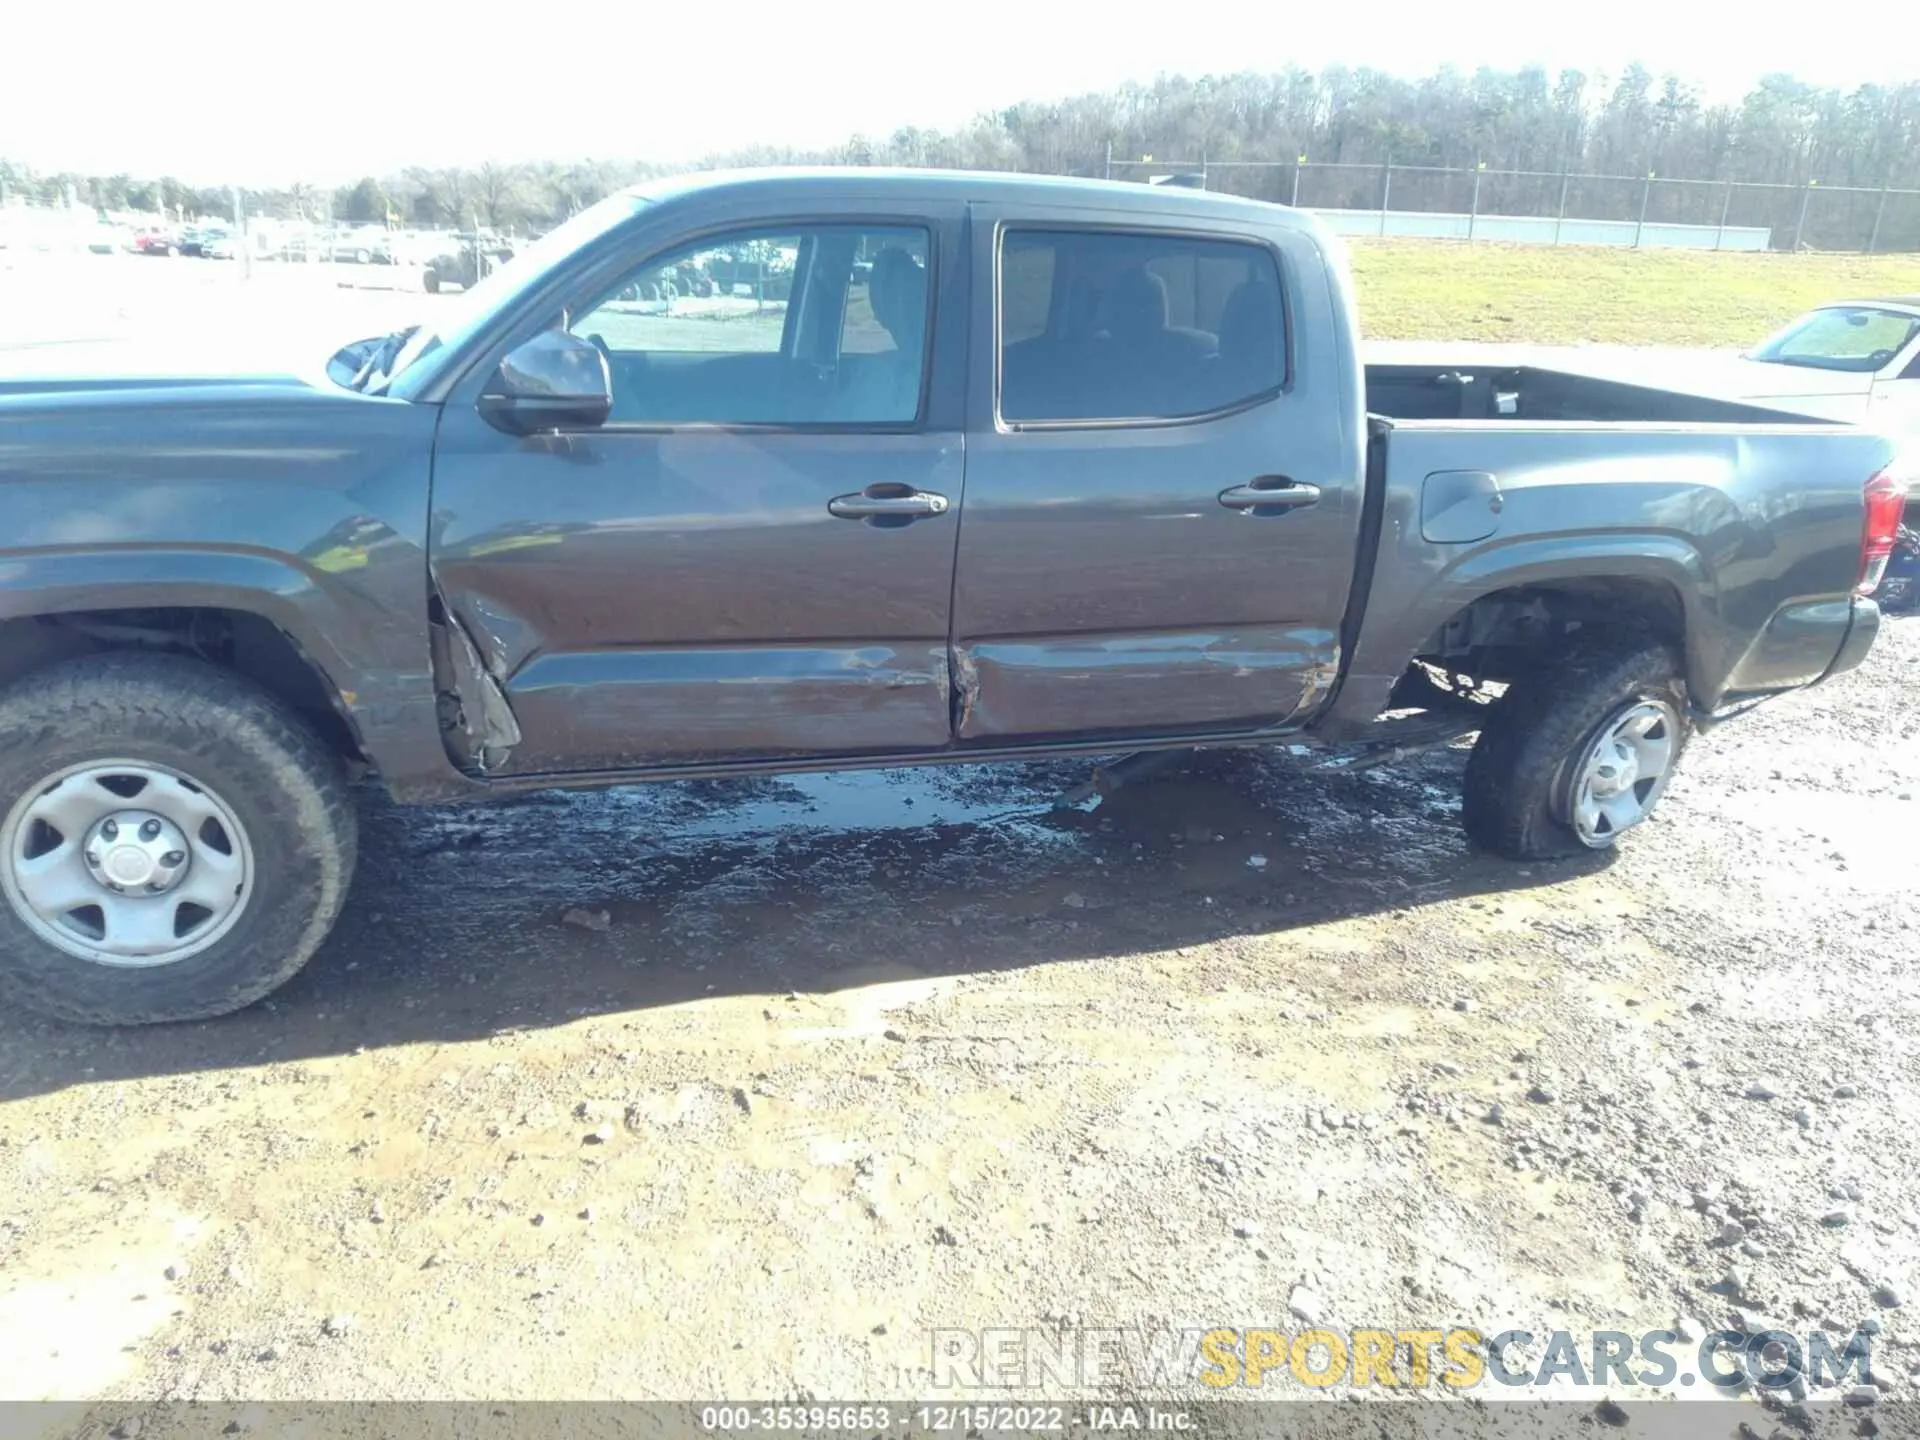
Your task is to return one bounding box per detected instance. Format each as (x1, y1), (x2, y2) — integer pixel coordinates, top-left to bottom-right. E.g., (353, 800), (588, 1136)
(0, 616), (1914, 1413)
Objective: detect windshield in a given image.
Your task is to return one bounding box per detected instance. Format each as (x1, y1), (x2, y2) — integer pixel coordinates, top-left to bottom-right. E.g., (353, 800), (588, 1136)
(376, 190), (649, 392)
(1748, 307), (1920, 374)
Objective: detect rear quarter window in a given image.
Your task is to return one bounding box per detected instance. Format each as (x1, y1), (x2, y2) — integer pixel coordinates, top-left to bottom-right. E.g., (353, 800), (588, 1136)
(998, 228), (1286, 424)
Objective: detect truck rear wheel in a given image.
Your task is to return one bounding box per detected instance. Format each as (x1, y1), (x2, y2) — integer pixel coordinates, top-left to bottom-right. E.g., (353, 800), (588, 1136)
(0, 653), (357, 1026)
(1461, 641), (1689, 860)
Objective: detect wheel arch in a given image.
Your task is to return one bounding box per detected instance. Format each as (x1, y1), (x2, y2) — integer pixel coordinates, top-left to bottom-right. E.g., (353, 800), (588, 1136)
(1317, 533), (1719, 738)
(0, 561), (378, 769)
(1425, 536), (1705, 674)
(1408, 572), (1690, 687)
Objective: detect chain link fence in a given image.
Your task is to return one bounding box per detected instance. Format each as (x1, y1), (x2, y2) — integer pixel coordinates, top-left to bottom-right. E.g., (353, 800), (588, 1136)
(1108, 159), (1920, 253)
(11, 161), (1920, 256)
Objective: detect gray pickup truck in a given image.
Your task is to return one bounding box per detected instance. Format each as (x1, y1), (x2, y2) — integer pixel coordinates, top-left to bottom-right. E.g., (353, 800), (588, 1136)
(0, 169), (1903, 1026)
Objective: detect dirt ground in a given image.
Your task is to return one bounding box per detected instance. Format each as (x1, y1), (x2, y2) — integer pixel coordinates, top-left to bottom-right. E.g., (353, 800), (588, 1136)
(1, 595), (1915, 1425)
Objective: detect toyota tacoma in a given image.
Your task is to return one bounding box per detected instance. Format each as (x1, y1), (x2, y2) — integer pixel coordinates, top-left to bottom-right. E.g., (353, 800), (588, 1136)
(0, 168), (1902, 1024)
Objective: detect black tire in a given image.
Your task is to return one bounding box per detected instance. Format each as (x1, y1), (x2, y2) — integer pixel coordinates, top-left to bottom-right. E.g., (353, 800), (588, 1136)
(1461, 640), (1689, 861)
(0, 653), (358, 1026)
(423, 269), (441, 294)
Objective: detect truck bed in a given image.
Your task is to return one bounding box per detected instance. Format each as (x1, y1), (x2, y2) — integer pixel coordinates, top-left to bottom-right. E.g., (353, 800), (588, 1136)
(1325, 366), (1894, 746)
(1365, 363), (1829, 426)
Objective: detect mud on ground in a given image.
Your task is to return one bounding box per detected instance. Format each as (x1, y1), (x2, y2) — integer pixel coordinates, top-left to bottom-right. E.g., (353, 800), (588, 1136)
(1, 622), (1915, 1425)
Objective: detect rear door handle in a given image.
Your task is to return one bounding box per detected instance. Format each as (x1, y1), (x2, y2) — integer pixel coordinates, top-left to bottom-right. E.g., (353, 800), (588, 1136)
(828, 485), (950, 522)
(1218, 477), (1321, 512)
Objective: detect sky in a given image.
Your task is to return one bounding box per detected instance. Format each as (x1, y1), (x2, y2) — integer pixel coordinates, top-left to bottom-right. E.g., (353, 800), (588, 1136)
(6, 0), (1917, 186)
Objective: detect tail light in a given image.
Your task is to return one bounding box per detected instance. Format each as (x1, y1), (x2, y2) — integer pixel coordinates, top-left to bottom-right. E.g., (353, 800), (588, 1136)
(1858, 468), (1906, 596)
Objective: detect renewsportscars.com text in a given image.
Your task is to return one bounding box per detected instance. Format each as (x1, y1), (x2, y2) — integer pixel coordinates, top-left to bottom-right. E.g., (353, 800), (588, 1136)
(930, 1326), (1876, 1392)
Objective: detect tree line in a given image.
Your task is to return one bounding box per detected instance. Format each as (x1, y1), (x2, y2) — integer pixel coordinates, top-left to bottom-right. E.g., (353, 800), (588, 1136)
(6, 63), (1920, 249)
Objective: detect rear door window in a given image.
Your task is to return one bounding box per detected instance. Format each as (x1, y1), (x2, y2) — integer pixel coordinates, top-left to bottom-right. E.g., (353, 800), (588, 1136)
(998, 228), (1285, 424)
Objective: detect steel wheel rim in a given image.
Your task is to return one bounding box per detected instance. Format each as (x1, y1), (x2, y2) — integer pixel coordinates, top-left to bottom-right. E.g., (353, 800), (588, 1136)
(1566, 699), (1680, 848)
(0, 759), (255, 969)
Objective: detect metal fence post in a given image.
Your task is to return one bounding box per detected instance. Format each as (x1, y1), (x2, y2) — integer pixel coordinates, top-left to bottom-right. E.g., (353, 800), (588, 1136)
(1634, 172), (1653, 248)
(1792, 180), (1816, 252)
(1291, 155), (1304, 208)
(1868, 183), (1889, 253)
(231, 186), (251, 281)
(1104, 141), (1112, 181)
(1554, 171), (1569, 244)
(1380, 162), (1391, 236)
(1715, 180), (1733, 251)
(1468, 162), (1483, 240)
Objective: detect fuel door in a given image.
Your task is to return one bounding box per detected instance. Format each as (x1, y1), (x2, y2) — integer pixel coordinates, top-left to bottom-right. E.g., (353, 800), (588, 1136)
(1421, 469), (1504, 544)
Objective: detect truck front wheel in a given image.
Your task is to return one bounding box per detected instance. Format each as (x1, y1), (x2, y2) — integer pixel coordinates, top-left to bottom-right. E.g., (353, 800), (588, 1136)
(1461, 641), (1689, 860)
(0, 653), (358, 1025)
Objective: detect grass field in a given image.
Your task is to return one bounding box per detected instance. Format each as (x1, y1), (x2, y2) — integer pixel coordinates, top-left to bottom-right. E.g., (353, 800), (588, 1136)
(1347, 240), (1920, 347)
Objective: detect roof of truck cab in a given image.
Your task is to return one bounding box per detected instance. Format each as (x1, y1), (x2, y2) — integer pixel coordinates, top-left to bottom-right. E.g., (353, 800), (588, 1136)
(621, 166), (1320, 230)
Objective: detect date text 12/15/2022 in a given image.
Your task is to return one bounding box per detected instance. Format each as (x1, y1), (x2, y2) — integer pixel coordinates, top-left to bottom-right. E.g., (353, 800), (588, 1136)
(697, 1405), (1193, 1433)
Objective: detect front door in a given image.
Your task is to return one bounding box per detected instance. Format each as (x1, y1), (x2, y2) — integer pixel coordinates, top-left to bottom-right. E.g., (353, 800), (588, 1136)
(1869, 338), (1920, 433)
(428, 209), (967, 774)
(949, 205), (1365, 743)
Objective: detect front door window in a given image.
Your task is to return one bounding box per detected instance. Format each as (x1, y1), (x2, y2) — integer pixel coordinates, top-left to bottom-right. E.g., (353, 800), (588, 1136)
(567, 224), (933, 426)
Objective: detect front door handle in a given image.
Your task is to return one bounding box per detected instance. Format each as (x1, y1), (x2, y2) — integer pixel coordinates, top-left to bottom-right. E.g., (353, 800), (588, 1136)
(1218, 476), (1321, 513)
(828, 485), (950, 522)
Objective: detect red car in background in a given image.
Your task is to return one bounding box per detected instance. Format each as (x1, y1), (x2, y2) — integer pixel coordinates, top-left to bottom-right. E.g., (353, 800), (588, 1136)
(132, 229), (179, 256)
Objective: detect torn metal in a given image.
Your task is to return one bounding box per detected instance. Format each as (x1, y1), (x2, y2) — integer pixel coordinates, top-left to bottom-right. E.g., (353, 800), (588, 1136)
(428, 595), (522, 774)
(950, 646), (980, 735)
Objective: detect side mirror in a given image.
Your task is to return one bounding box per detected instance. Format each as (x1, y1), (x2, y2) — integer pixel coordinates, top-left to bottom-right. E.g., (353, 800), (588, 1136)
(326, 336), (384, 389)
(478, 330), (613, 435)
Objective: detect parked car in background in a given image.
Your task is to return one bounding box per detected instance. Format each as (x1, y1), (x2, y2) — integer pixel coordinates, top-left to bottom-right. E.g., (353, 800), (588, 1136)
(262, 231), (317, 262)
(421, 232), (515, 292)
(190, 227), (231, 258)
(370, 231), (441, 267)
(1715, 299), (1920, 430)
(330, 226), (388, 264)
(204, 232), (243, 260)
(131, 229), (178, 256)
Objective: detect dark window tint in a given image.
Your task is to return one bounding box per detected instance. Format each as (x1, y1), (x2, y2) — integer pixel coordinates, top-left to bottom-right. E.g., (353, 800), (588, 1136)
(569, 224), (931, 425)
(998, 229), (1285, 423)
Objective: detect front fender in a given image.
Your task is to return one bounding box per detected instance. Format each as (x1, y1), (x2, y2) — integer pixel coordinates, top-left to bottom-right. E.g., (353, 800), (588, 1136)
(0, 385), (461, 797)
(0, 545), (456, 797)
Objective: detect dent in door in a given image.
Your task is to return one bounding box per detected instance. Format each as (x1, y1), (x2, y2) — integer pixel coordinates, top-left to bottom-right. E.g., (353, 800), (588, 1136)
(498, 643), (953, 772)
(952, 627), (1336, 742)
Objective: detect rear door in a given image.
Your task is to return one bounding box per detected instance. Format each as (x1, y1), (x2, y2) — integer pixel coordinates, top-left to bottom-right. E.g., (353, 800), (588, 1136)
(950, 203), (1363, 743)
(428, 203), (968, 773)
